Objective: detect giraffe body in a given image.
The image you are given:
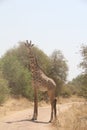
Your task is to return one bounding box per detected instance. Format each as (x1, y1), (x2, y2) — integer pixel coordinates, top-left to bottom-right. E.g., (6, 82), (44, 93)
(34, 69), (56, 92)
(25, 40), (57, 122)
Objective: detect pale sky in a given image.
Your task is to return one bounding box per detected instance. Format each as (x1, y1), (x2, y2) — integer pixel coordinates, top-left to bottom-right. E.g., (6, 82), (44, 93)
(0, 0), (87, 80)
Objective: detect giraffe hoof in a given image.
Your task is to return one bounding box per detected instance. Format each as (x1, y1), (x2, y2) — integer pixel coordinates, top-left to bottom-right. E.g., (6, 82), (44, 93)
(31, 117), (37, 121)
(49, 120), (52, 123)
(31, 118), (34, 121)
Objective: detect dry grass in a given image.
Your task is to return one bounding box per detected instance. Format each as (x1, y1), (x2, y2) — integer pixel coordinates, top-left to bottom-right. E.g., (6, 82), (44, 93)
(55, 102), (87, 130)
(0, 97), (48, 119)
(58, 96), (86, 104)
(0, 97), (33, 118)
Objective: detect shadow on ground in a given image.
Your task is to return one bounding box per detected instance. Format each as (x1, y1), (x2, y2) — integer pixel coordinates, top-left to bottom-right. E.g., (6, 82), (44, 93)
(5, 119), (50, 124)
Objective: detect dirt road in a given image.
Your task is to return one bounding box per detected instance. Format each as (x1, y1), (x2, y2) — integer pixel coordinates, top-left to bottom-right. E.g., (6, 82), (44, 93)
(0, 102), (82, 130)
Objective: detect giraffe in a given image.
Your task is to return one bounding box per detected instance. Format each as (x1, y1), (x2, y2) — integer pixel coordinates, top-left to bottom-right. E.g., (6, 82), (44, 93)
(24, 40), (57, 122)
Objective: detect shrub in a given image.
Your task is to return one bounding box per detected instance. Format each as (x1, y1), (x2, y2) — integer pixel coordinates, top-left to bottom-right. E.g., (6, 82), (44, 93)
(0, 79), (10, 105)
(61, 86), (72, 97)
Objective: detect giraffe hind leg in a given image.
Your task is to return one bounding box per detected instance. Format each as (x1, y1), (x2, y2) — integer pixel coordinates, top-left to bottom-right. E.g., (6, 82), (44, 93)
(49, 98), (57, 123)
(49, 100), (54, 122)
(53, 98), (57, 119)
(49, 103), (53, 123)
(31, 113), (37, 120)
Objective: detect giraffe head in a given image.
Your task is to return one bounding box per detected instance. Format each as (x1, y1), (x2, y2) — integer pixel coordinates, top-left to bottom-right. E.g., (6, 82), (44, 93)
(24, 40), (34, 54)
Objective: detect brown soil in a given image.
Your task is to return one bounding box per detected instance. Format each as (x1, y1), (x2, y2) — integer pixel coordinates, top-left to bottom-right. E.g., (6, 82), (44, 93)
(0, 97), (86, 130)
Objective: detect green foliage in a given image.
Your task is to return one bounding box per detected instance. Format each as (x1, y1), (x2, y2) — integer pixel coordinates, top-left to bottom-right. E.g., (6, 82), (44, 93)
(79, 74), (87, 98)
(32, 46), (51, 74)
(66, 82), (79, 95)
(67, 44), (87, 98)
(49, 50), (68, 81)
(0, 59), (10, 105)
(78, 44), (87, 98)
(80, 45), (87, 73)
(0, 41), (69, 100)
(61, 85), (72, 98)
(47, 50), (68, 96)
(70, 74), (87, 98)
(1, 47), (33, 99)
(69, 75), (83, 95)
(0, 78), (10, 105)
(0, 62), (10, 104)
(13, 43), (29, 68)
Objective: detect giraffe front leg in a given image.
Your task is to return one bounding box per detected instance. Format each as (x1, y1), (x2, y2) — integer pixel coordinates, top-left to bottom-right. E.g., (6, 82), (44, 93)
(32, 87), (38, 120)
(53, 98), (57, 120)
(32, 102), (38, 120)
(49, 102), (53, 122)
(32, 113), (37, 120)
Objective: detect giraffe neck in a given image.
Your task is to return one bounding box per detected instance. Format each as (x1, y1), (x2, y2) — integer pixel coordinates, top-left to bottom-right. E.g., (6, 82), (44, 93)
(29, 51), (40, 79)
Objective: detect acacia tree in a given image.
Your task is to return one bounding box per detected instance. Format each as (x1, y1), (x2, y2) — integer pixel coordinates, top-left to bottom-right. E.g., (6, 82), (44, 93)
(1, 42), (69, 99)
(1, 47), (33, 99)
(1, 43), (51, 100)
(80, 45), (87, 73)
(48, 50), (68, 96)
(79, 45), (87, 98)
(0, 60), (10, 104)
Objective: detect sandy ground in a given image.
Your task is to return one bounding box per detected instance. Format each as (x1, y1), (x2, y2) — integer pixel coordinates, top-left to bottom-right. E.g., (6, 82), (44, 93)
(0, 106), (55, 130)
(0, 97), (86, 130)
(0, 102), (82, 130)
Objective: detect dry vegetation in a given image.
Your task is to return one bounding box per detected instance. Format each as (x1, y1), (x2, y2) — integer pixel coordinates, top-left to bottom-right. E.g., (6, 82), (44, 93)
(0, 97), (47, 119)
(0, 96), (87, 130)
(0, 97), (34, 119)
(55, 102), (87, 130)
(57, 96), (86, 104)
